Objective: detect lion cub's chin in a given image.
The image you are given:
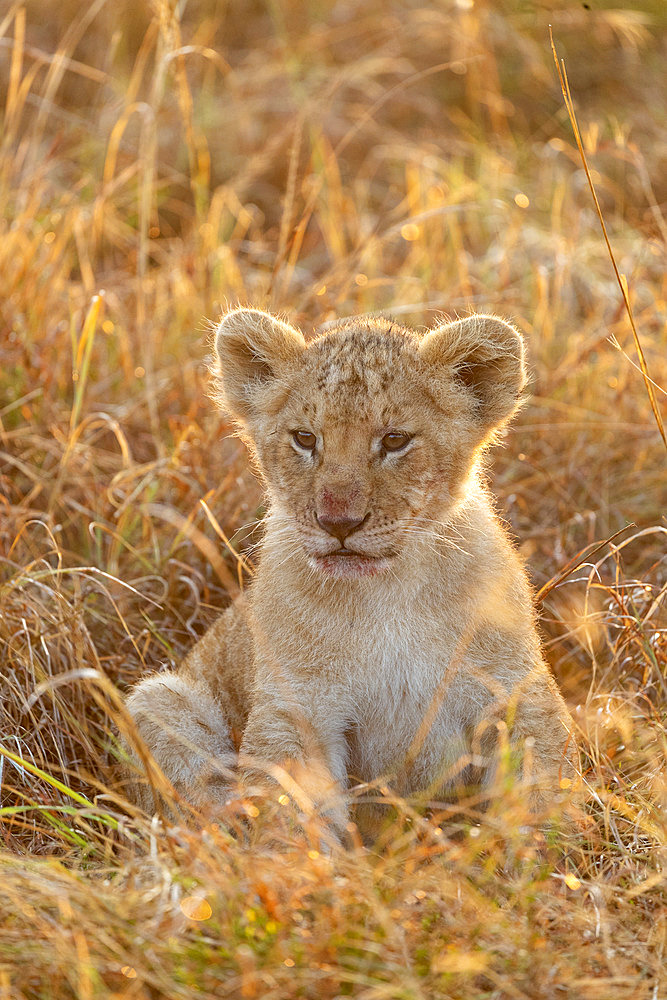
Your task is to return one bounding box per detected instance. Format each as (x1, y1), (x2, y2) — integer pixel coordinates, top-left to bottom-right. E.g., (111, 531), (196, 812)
(308, 552), (393, 579)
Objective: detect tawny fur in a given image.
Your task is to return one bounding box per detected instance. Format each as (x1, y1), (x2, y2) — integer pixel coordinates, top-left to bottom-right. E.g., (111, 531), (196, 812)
(124, 308), (576, 833)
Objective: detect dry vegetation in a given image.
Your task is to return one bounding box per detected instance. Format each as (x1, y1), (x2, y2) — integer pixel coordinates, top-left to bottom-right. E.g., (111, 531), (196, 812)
(1, 0), (665, 997)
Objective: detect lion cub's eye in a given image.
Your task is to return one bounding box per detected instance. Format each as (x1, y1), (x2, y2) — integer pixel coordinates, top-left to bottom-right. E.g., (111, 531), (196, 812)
(292, 429), (317, 450)
(381, 431), (412, 453)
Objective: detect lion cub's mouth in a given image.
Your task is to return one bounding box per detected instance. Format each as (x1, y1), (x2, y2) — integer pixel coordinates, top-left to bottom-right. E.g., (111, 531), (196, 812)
(311, 548), (393, 579)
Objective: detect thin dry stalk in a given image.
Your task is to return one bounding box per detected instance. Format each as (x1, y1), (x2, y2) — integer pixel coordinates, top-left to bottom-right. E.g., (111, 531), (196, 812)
(550, 27), (666, 451)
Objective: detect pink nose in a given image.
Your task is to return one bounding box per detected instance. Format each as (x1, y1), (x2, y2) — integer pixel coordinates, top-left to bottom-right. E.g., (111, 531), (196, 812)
(316, 514), (367, 544)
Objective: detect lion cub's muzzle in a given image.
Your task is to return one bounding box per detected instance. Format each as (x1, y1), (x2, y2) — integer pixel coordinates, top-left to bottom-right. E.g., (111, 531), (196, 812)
(308, 508), (396, 579)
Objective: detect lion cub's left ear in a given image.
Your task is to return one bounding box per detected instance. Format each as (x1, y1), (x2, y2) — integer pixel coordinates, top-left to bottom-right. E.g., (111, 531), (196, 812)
(419, 314), (527, 433)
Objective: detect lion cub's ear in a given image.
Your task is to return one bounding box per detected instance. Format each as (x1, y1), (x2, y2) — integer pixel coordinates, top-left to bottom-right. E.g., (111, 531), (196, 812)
(213, 308), (306, 421)
(419, 314), (527, 434)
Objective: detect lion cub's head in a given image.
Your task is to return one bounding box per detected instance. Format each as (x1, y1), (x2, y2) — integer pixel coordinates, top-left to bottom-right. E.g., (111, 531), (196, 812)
(212, 309), (526, 580)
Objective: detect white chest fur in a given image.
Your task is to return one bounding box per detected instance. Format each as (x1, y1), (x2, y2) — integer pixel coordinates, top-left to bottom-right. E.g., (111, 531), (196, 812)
(279, 587), (474, 784)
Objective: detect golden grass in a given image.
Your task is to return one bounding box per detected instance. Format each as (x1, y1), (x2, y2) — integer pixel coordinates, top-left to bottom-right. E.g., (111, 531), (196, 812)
(0, 1), (665, 997)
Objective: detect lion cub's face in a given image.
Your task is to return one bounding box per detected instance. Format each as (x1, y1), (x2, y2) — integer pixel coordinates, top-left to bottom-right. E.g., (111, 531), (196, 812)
(213, 310), (525, 580)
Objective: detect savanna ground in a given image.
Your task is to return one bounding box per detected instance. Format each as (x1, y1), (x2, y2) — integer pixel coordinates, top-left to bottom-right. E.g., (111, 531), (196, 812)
(0, 1), (665, 997)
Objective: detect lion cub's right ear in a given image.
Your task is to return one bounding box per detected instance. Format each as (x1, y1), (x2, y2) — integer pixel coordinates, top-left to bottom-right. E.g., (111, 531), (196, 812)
(213, 308), (306, 422)
(419, 314), (527, 437)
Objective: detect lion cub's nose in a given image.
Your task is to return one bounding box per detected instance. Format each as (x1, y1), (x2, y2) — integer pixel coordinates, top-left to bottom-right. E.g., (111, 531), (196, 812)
(316, 514), (367, 544)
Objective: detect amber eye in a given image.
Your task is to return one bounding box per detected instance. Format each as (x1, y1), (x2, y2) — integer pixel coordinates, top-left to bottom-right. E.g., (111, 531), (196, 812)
(292, 429), (317, 450)
(381, 431), (412, 453)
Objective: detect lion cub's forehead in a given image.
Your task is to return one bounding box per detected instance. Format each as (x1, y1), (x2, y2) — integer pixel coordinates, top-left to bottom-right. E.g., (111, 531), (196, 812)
(304, 320), (422, 402)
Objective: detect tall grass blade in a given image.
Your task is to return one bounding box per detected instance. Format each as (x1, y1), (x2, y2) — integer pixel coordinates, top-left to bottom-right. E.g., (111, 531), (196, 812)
(550, 27), (666, 452)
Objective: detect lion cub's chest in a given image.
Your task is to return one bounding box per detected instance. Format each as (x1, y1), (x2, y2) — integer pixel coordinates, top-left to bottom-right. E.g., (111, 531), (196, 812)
(342, 618), (467, 783)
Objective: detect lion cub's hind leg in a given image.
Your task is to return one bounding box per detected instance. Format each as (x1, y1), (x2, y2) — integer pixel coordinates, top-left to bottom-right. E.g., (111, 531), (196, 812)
(123, 673), (236, 815)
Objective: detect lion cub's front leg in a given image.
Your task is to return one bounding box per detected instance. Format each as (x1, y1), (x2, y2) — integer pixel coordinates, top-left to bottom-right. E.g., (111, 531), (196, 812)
(239, 679), (350, 836)
(468, 666), (577, 820)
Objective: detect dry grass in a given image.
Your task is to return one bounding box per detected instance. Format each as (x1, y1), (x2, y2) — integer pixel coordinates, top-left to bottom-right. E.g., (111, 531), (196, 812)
(0, 1), (665, 997)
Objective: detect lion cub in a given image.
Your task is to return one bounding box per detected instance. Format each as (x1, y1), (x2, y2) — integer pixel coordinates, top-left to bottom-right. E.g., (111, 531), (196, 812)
(125, 308), (575, 832)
